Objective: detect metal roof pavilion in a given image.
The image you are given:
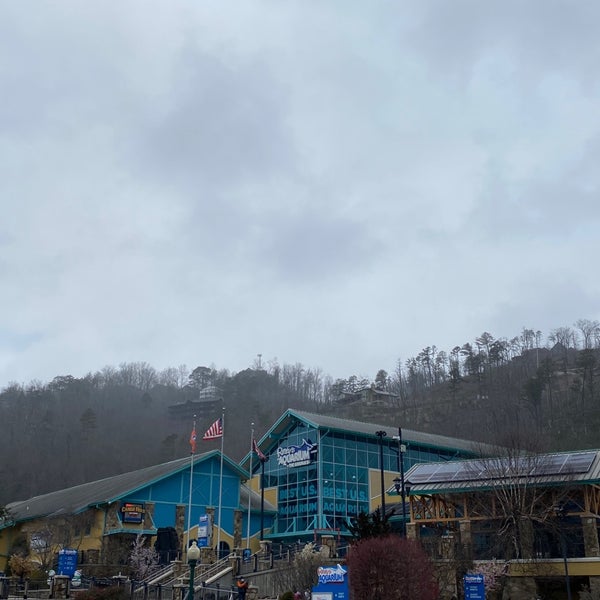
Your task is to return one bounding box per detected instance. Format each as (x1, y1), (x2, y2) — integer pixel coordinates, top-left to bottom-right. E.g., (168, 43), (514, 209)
(400, 449), (600, 495)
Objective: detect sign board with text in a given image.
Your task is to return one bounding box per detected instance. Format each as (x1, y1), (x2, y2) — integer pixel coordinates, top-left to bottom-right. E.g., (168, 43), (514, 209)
(121, 502), (145, 524)
(198, 514), (211, 548)
(311, 564), (348, 600)
(464, 573), (485, 600)
(57, 549), (78, 578)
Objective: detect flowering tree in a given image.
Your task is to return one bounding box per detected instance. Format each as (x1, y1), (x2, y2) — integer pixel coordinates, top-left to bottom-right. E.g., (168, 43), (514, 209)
(347, 535), (438, 600)
(272, 542), (322, 597)
(474, 560), (509, 594)
(129, 534), (159, 580)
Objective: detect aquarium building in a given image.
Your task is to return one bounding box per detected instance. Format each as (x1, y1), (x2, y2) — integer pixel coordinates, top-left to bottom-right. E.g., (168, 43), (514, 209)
(243, 409), (491, 543)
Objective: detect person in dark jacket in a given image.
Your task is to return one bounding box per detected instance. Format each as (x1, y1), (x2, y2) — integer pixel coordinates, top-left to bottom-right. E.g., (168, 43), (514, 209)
(236, 577), (249, 600)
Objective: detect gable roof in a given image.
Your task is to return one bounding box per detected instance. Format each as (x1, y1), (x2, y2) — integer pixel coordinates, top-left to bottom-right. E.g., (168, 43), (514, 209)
(3, 451), (249, 527)
(240, 409), (495, 469)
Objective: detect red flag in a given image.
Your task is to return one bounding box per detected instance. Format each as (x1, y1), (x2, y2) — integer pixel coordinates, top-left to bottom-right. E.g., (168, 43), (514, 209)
(189, 425), (197, 453)
(203, 417), (223, 440)
(253, 438), (267, 462)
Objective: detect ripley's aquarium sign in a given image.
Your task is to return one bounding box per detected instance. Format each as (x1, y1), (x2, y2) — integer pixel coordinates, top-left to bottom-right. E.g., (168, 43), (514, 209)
(277, 439), (318, 468)
(312, 564), (349, 600)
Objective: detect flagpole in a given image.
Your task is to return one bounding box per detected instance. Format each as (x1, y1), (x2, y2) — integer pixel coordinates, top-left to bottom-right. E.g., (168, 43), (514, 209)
(260, 458), (265, 541)
(186, 416), (197, 559)
(251, 438), (268, 542)
(246, 422), (254, 549)
(217, 407), (225, 557)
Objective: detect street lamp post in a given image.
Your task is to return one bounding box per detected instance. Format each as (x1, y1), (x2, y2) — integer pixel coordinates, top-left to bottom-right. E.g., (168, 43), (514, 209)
(554, 504), (572, 600)
(375, 431), (387, 519)
(392, 427), (407, 536)
(260, 456), (266, 541)
(394, 477), (411, 538)
(187, 541), (200, 600)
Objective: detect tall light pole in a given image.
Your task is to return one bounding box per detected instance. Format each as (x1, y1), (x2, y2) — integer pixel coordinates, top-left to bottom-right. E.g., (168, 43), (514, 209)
(392, 428), (407, 536)
(246, 422), (254, 549)
(187, 541), (200, 600)
(375, 431), (387, 519)
(555, 504), (572, 600)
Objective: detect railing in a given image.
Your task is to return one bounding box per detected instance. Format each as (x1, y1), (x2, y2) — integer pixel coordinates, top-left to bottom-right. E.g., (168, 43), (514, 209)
(191, 582), (239, 600)
(0, 545), (342, 600)
(146, 563), (176, 585)
(192, 556), (233, 586)
(0, 577), (51, 600)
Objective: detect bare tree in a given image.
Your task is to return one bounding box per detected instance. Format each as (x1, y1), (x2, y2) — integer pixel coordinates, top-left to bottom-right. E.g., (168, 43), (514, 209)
(575, 319), (600, 350)
(29, 513), (97, 570)
(467, 439), (575, 561)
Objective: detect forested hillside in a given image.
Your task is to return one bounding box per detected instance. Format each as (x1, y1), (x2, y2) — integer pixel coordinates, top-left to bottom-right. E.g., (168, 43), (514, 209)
(2, 320), (600, 505)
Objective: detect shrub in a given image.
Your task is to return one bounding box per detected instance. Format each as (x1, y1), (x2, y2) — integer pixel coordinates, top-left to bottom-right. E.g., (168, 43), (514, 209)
(279, 591), (294, 600)
(74, 585), (130, 600)
(347, 534), (438, 600)
(7, 555), (37, 579)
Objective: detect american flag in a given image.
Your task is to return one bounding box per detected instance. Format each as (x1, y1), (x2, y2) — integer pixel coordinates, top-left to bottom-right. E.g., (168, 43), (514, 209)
(253, 438), (268, 462)
(203, 417), (223, 440)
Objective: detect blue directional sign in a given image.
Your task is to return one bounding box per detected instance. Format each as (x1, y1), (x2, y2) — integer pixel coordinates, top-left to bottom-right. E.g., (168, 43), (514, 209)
(198, 514), (211, 548)
(464, 573), (485, 600)
(57, 549), (78, 578)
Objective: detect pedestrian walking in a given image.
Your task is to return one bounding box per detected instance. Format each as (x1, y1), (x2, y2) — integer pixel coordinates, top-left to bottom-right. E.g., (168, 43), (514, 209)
(236, 577), (249, 600)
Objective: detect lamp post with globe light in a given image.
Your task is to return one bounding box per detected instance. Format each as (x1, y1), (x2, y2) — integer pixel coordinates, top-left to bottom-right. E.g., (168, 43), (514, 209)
(187, 541), (200, 600)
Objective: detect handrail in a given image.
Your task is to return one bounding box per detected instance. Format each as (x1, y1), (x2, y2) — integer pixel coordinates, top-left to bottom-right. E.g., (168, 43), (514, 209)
(193, 555), (231, 584)
(146, 563), (175, 585)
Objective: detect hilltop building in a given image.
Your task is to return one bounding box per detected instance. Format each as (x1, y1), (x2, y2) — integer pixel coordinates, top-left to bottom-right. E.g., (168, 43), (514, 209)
(167, 385), (222, 420)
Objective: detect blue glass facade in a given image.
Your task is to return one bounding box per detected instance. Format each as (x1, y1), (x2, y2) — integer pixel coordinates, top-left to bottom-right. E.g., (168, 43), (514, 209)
(253, 411), (479, 542)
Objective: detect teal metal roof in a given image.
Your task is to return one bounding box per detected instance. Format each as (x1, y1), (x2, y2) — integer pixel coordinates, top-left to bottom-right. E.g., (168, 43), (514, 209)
(240, 408), (496, 469)
(3, 451), (250, 527)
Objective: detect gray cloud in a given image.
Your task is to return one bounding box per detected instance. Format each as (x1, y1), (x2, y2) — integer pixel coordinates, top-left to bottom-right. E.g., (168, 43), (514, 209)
(131, 49), (295, 190)
(1, 1), (600, 385)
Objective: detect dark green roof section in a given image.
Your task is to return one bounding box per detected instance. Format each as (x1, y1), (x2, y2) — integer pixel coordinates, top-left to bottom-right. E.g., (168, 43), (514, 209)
(240, 409), (495, 469)
(4, 451), (249, 527)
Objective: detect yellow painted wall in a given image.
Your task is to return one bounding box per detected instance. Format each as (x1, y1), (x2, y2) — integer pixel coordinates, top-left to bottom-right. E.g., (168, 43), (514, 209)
(0, 508), (108, 572)
(368, 468), (400, 512)
(0, 526), (17, 572)
(264, 487), (277, 507)
(509, 558), (600, 577)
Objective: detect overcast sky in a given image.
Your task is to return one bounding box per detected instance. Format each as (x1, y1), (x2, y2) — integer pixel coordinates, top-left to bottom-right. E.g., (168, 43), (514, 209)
(2, 1), (600, 387)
